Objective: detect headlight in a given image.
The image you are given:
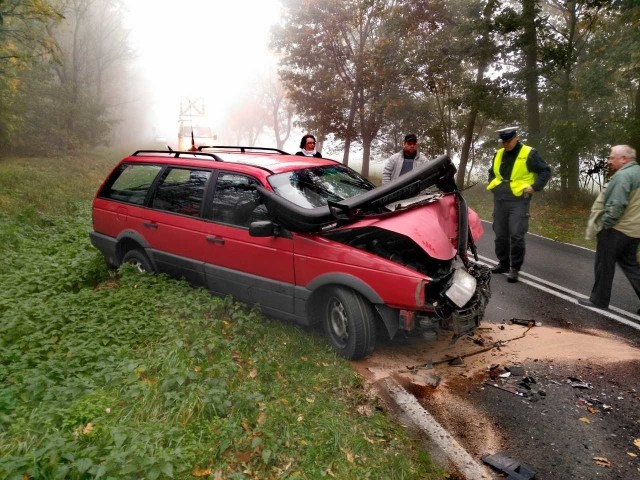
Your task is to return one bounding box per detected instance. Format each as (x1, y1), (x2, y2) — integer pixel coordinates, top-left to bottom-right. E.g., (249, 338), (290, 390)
(445, 268), (477, 308)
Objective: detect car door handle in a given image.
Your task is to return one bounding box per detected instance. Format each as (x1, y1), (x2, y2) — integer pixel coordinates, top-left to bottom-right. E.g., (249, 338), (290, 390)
(143, 221), (158, 229)
(206, 235), (225, 245)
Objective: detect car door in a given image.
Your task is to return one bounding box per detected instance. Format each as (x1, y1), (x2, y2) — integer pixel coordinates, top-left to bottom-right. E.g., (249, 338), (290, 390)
(202, 171), (295, 317)
(139, 166), (213, 286)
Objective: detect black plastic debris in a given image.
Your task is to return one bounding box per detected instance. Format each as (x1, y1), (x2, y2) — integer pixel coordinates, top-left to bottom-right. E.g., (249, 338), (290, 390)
(568, 377), (593, 389)
(482, 452), (537, 480)
(509, 318), (541, 327)
(485, 382), (528, 397)
(507, 365), (526, 376)
(448, 356), (465, 366)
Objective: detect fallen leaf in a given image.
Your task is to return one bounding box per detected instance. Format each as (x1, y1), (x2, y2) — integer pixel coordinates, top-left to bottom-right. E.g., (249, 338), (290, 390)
(322, 362), (329, 367)
(297, 415), (304, 422)
(634, 438), (640, 449)
(256, 411), (266, 426)
(587, 406), (597, 414)
(306, 397), (315, 403)
(249, 368), (257, 378)
(341, 447), (354, 463)
(192, 467), (213, 477)
(82, 423), (94, 435)
(300, 356), (308, 361)
(627, 452), (638, 458)
(194, 366), (201, 373)
(593, 456), (611, 467)
(579, 417), (591, 424)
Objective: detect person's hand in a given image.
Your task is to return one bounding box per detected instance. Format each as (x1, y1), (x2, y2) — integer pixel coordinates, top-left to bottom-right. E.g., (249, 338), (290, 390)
(523, 186), (534, 194)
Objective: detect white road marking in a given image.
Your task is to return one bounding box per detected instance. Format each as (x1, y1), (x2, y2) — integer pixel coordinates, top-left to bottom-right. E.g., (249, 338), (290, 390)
(477, 254), (640, 331)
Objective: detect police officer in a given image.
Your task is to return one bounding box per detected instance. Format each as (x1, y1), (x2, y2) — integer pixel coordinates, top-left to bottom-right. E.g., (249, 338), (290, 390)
(487, 127), (551, 282)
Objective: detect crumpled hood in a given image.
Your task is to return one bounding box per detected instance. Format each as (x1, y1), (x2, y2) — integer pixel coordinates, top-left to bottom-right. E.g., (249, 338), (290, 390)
(330, 194), (483, 260)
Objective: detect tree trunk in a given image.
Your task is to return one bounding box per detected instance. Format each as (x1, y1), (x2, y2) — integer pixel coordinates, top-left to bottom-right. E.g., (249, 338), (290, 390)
(457, 108), (478, 189)
(522, 0), (540, 145)
(342, 89), (359, 166)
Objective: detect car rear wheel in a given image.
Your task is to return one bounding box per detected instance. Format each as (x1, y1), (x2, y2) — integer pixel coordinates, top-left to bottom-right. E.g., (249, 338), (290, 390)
(322, 286), (376, 360)
(122, 249), (154, 274)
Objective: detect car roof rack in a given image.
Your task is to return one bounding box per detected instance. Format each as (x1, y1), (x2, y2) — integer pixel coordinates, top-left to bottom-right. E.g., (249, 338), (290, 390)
(197, 145), (290, 154)
(131, 150), (223, 161)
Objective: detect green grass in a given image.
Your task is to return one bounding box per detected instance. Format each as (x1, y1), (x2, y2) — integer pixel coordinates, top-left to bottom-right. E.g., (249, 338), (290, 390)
(0, 152), (445, 479)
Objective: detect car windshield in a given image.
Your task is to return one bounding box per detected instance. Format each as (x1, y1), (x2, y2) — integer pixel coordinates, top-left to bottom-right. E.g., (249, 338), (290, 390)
(268, 164), (374, 208)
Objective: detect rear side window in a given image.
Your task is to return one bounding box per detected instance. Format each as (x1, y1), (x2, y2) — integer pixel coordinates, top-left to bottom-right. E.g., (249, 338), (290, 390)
(212, 173), (263, 227)
(152, 168), (211, 218)
(99, 164), (162, 205)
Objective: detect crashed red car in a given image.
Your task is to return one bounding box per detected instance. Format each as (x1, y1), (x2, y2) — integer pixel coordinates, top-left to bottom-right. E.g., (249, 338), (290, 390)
(90, 146), (490, 359)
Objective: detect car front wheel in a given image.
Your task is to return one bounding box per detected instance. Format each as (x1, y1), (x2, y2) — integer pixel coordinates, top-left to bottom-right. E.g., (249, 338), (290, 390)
(122, 249), (154, 274)
(322, 286), (376, 360)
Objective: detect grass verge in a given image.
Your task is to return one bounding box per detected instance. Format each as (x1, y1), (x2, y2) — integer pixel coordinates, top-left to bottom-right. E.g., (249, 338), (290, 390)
(0, 153), (444, 479)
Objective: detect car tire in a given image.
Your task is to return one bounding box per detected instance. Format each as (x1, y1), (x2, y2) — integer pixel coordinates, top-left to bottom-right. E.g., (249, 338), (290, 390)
(322, 286), (377, 360)
(122, 249), (155, 274)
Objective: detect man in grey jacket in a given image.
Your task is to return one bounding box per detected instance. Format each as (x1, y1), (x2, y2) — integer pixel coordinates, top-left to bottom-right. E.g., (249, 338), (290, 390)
(579, 144), (640, 311)
(381, 134), (430, 184)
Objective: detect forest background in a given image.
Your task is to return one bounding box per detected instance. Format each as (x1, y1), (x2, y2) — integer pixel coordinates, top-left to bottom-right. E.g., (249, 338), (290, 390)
(1, 0), (639, 200)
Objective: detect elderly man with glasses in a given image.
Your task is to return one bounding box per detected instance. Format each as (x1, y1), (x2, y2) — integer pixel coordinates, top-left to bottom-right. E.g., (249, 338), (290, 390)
(579, 145), (640, 311)
(487, 126), (551, 283)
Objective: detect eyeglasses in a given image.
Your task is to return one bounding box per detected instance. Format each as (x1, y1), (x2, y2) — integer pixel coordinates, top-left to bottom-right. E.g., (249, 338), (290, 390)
(306, 141), (316, 146)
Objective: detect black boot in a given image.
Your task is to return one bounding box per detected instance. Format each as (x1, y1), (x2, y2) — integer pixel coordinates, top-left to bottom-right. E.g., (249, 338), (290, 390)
(507, 268), (519, 283)
(491, 264), (509, 274)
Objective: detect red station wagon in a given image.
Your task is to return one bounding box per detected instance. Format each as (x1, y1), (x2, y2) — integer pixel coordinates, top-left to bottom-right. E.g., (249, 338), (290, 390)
(90, 147), (491, 359)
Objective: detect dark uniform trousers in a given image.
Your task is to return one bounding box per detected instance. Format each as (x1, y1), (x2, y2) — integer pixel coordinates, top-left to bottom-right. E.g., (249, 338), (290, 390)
(492, 197), (530, 271)
(591, 228), (640, 307)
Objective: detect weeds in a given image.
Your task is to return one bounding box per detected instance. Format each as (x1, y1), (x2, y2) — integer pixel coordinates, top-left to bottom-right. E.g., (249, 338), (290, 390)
(0, 153), (444, 479)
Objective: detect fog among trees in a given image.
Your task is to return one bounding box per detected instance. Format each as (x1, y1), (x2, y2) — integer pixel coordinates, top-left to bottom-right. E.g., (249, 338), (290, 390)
(1, 0), (638, 198)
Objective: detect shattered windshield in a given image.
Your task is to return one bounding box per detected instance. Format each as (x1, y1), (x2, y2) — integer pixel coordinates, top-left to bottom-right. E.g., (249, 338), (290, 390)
(268, 165), (374, 208)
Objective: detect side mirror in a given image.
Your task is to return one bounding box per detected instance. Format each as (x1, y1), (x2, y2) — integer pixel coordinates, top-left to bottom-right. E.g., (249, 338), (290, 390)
(249, 220), (276, 237)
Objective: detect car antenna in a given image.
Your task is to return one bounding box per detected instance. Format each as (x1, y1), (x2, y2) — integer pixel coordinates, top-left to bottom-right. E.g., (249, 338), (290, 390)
(188, 129), (197, 152)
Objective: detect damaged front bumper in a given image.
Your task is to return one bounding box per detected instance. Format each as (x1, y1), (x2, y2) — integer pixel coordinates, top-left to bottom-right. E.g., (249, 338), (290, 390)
(394, 263), (491, 339)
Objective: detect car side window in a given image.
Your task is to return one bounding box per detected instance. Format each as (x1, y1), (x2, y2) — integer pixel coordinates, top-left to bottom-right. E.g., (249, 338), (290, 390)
(212, 173), (263, 227)
(99, 163), (162, 205)
(152, 168), (211, 217)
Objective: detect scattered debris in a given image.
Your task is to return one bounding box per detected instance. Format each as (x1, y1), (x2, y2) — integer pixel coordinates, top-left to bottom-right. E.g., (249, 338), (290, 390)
(568, 377), (593, 389)
(481, 452), (537, 479)
(634, 438), (640, 450)
(485, 382), (527, 397)
(499, 371), (512, 378)
(507, 365), (526, 376)
(579, 417), (591, 424)
(593, 456), (611, 467)
(447, 356), (465, 367)
(509, 318), (542, 327)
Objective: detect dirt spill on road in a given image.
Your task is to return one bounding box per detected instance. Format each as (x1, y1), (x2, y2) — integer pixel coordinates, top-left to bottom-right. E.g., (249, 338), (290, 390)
(351, 322), (638, 456)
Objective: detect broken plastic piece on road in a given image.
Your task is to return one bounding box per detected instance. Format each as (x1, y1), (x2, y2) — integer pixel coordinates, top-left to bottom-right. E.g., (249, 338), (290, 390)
(485, 382), (526, 397)
(448, 356), (465, 366)
(568, 377), (593, 389)
(481, 452), (537, 480)
(510, 318), (542, 327)
(506, 365), (526, 376)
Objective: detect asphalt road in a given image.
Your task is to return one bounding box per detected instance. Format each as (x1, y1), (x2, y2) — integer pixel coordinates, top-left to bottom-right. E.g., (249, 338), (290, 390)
(475, 219), (640, 315)
(449, 221), (640, 479)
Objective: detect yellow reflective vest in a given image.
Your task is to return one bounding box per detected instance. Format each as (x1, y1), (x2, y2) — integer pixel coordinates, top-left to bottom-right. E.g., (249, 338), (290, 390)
(487, 144), (535, 197)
